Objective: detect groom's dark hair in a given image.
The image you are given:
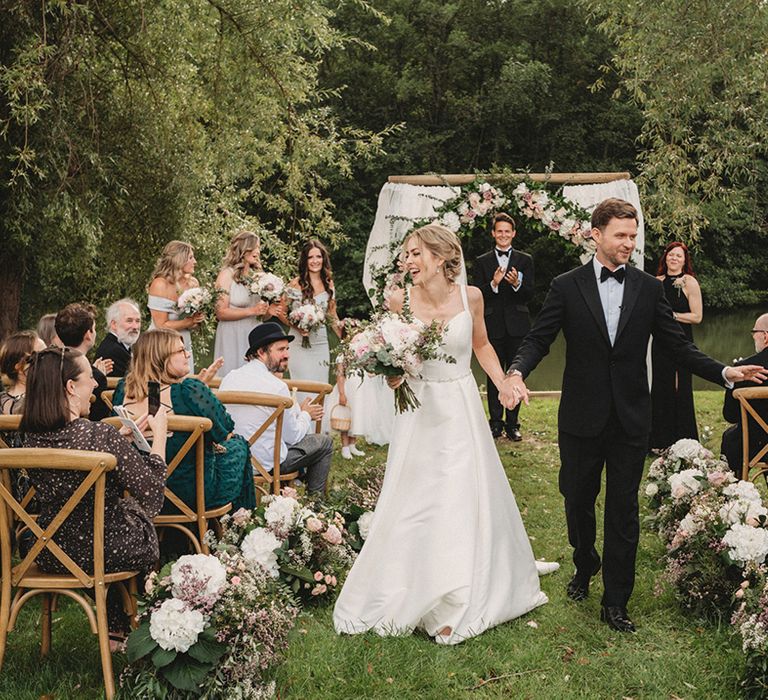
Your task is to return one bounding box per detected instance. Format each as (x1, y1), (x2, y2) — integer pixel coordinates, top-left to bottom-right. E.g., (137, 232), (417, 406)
(591, 198), (638, 232)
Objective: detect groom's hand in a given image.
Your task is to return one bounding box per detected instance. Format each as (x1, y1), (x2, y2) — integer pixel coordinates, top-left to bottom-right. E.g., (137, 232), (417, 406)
(500, 373), (530, 409)
(725, 364), (768, 384)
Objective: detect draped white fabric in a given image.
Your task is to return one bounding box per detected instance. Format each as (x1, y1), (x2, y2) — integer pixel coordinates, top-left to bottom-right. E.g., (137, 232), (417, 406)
(362, 179), (646, 296)
(562, 179), (645, 270)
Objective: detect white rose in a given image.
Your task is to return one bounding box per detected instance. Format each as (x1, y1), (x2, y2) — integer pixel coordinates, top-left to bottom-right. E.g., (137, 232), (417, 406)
(441, 211), (461, 233)
(357, 511), (375, 540)
(645, 483), (659, 497)
(241, 527), (282, 577)
(149, 598), (206, 653)
(170, 554), (227, 602)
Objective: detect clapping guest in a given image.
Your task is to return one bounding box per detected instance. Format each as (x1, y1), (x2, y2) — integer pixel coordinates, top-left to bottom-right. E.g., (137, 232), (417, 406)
(55, 303), (112, 421)
(94, 298), (142, 377)
(0, 331), (46, 415)
(214, 229), (279, 377)
(36, 313), (59, 347)
(650, 242), (703, 450)
(286, 240), (339, 388)
(21, 346), (168, 646)
(113, 328), (256, 512)
(147, 240), (204, 373)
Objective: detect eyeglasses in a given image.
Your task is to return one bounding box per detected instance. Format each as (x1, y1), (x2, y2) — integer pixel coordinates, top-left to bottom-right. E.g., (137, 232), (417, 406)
(751, 329), (767, 335)
(170, 346), (190, 357)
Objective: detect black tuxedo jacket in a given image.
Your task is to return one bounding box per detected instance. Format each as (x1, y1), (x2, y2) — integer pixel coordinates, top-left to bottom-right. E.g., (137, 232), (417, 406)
(512, 261), (725, 437)
(473, 248), (534, 339)
(721, 347), (768, 460)
(94, 332), (132, 377)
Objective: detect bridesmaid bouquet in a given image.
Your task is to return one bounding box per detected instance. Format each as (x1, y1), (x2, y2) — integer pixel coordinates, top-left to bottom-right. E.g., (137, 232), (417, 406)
(177, 286), (214, 318)
(289, 302), (326, 348)
(340, 312), (454, 412)
(249, 271), (285, 303)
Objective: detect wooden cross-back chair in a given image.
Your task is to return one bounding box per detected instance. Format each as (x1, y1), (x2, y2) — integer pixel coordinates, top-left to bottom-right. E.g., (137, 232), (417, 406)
(0, 415), (36, 533)
(103, 415), (229, 554)
(105, 377), (121, 390)
(101, 390), (115, 412)
(282, 379), (332, 433)
(733, 387), (768, 482)
(214, 391), (294, 502)
(0, 448), (138, 699)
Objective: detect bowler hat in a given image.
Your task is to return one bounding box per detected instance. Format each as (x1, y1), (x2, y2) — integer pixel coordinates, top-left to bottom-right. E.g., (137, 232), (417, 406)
(247, 322), (294, 354)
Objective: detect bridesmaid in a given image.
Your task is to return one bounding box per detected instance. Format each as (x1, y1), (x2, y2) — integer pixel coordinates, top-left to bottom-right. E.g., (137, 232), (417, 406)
(650, 241), (703, 450)
(147, 241), (204, 373)
(286, 240), (340, 387)
(213, 230), (278, 377)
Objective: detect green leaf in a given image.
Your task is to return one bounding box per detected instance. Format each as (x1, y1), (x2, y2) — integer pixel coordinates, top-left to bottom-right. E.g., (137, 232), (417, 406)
(280, 563), (315, 582)
(187, 627), (227, 665)
(151, 645), (178, 668)
(161, 655), (212, 693)
(126, 621), (158, 662)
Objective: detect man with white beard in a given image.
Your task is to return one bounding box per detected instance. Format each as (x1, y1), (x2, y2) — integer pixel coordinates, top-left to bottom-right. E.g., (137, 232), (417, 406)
(94, 298), (142, 377)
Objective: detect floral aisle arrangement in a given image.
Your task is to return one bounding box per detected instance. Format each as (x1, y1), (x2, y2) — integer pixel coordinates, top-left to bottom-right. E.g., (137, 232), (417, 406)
(210, 489), (357, 604)
(339, 312), (455, 412)
(644, 438), (768, 694)
(119, 553), (298, 699)
(248, 272), (285, 304)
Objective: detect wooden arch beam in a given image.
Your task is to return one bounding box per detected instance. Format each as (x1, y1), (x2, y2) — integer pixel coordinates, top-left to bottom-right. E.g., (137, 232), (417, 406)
(387, 172), (631, 186)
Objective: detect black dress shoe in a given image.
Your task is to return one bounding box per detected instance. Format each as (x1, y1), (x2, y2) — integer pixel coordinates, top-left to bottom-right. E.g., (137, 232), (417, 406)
(491, 427), (503, 439)
(600, 606), (636, 633)
(507, 428), (522, 442)
(566, 562), (601, 601)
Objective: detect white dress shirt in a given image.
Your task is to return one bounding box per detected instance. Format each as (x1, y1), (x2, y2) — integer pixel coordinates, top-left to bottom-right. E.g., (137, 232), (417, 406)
(219, 359), (312, 469)
(490, 247), (523, 294)
(593, 255), (625, 346)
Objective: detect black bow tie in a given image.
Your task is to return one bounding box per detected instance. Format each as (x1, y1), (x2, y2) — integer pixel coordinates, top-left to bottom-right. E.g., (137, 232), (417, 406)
(600, 266), (626, 284)
(496, 248), (510, 257)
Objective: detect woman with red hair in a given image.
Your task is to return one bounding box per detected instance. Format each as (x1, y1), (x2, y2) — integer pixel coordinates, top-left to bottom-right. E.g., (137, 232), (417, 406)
(650, 242), (703, 449)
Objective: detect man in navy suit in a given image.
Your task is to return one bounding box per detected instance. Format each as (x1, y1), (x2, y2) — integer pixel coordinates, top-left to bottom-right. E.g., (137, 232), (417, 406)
(505, 198), (767, 633)
(473, 213), (534, 441)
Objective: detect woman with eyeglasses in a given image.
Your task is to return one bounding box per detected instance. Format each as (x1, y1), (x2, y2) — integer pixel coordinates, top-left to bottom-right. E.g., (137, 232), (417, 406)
(113, 328), (256, 512)
(0, 330), (46, 417)
(650, 241), (703, 450)
(20, 346), (168, 647)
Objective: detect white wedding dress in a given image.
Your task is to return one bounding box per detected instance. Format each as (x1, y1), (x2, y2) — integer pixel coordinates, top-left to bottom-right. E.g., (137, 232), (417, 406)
(333, 285), (548, 645)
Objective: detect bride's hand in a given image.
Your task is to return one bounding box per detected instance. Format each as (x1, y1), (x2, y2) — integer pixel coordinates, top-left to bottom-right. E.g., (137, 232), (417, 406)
(500, 374), (529, 409)
(386, 375), (404, 390)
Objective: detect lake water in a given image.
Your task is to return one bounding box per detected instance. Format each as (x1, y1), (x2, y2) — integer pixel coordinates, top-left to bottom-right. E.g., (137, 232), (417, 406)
(472, 305), (765, 391)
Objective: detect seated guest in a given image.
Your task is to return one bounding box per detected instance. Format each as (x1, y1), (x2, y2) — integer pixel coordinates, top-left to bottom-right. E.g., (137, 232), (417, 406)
(95, 298), (142, 377)
(36, 313), (59, 347)
(55, 303), (111, 420)
(722, 313), (768, 473)
(113, 328), (256, 511)
(220, 322), (332, 496)
(20, 346), (167, 644)
(0, 331), (46, 415)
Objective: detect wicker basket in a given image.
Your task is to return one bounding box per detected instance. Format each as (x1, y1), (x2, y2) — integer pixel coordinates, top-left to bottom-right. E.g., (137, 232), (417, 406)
(330, 403), (352, 432)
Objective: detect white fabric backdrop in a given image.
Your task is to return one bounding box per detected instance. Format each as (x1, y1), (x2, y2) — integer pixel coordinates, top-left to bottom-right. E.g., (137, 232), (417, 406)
(362, 178), (645, 298)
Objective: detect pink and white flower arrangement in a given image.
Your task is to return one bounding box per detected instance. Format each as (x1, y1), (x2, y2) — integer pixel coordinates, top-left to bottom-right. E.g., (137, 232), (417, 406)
(170, 553), (227, 607)
(288, 301), (326, 348)
(177, 286), (213, 317)
(249, 271), (285, 303)
(149, 598), (207, 653)
(240, 527), (282, 578)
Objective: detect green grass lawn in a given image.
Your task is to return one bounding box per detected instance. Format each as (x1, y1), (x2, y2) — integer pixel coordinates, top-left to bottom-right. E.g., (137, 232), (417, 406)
(0, 392), (745, 699)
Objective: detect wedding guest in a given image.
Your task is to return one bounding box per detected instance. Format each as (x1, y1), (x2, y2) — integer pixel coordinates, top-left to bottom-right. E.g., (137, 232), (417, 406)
(285, 240), (340, 391)
(473, 213), (534, 441)
(721, 313), (768, 473)
(220, 323), (332, 496)
(55, 303), (111, 421)
(650, 242), (703, 450)
(147, 240), (204, 373)
(94, 298), (142, 377)
(36, 313), (59, 347)
(0, 330), (46, 415)
(214, 229), (279, 377)
(113, 328), (256, 511)
(21, 346), (168, 646)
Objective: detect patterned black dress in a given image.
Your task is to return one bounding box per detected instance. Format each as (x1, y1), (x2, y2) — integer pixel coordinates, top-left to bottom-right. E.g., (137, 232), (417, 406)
(650, 274), (699, 449)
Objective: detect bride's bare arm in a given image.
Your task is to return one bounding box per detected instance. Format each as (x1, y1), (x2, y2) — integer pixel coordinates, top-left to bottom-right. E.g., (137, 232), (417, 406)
(467, 286), (506, 392)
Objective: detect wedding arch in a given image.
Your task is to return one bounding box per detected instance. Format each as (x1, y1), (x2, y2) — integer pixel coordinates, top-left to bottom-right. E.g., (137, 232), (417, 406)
(362, 171), (645, 306)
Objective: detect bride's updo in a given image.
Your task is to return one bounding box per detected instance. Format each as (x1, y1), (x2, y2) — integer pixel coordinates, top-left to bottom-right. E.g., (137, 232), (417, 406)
(406, 224), (463, 281)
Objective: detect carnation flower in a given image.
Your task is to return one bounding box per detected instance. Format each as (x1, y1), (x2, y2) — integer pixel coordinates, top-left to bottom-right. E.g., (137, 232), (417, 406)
(170, 554), (227, 604)
(241, 528), (282, 577)
(723, 523), (768, 566)
(149, 598), (206, 653)
(357, 511), (375, 540)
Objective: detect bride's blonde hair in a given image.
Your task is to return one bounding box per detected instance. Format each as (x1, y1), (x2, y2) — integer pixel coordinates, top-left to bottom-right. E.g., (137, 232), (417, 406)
(406, 224), (462, 281)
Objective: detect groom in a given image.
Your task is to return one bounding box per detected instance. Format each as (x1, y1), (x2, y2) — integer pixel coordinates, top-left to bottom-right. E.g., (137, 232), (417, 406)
(504, 198), (766, 633)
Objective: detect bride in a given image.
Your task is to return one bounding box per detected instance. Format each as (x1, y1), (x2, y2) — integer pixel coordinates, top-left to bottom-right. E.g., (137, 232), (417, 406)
(333, 224), (556, 645)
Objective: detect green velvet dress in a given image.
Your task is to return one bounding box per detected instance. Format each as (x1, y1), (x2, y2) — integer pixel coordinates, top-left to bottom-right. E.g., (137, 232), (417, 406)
(114, 378), (255, 512)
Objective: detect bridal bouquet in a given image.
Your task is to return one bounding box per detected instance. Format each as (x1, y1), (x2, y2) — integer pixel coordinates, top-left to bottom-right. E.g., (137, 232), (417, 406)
(177, 286), (215, 318)
(288, 301), (326, 348)
(340, 312), (455, 412)
(248, 271), (285, 304)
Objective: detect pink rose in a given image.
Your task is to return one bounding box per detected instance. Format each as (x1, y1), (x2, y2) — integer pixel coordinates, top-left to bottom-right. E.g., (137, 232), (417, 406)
(313, 570), (324, 582)
(323, 524), (343, 545)
(330, 575), (337, 586)
(281, 486), (298, 499)
(708, 471), (728, 487)
(736, 589), (745, 599)
(231, 508), (251, 527)
(311, 583), (327, 596)
(324, 574), (333, 584)
(231, 576), (241, 586)
(306, 517), (323, 533)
